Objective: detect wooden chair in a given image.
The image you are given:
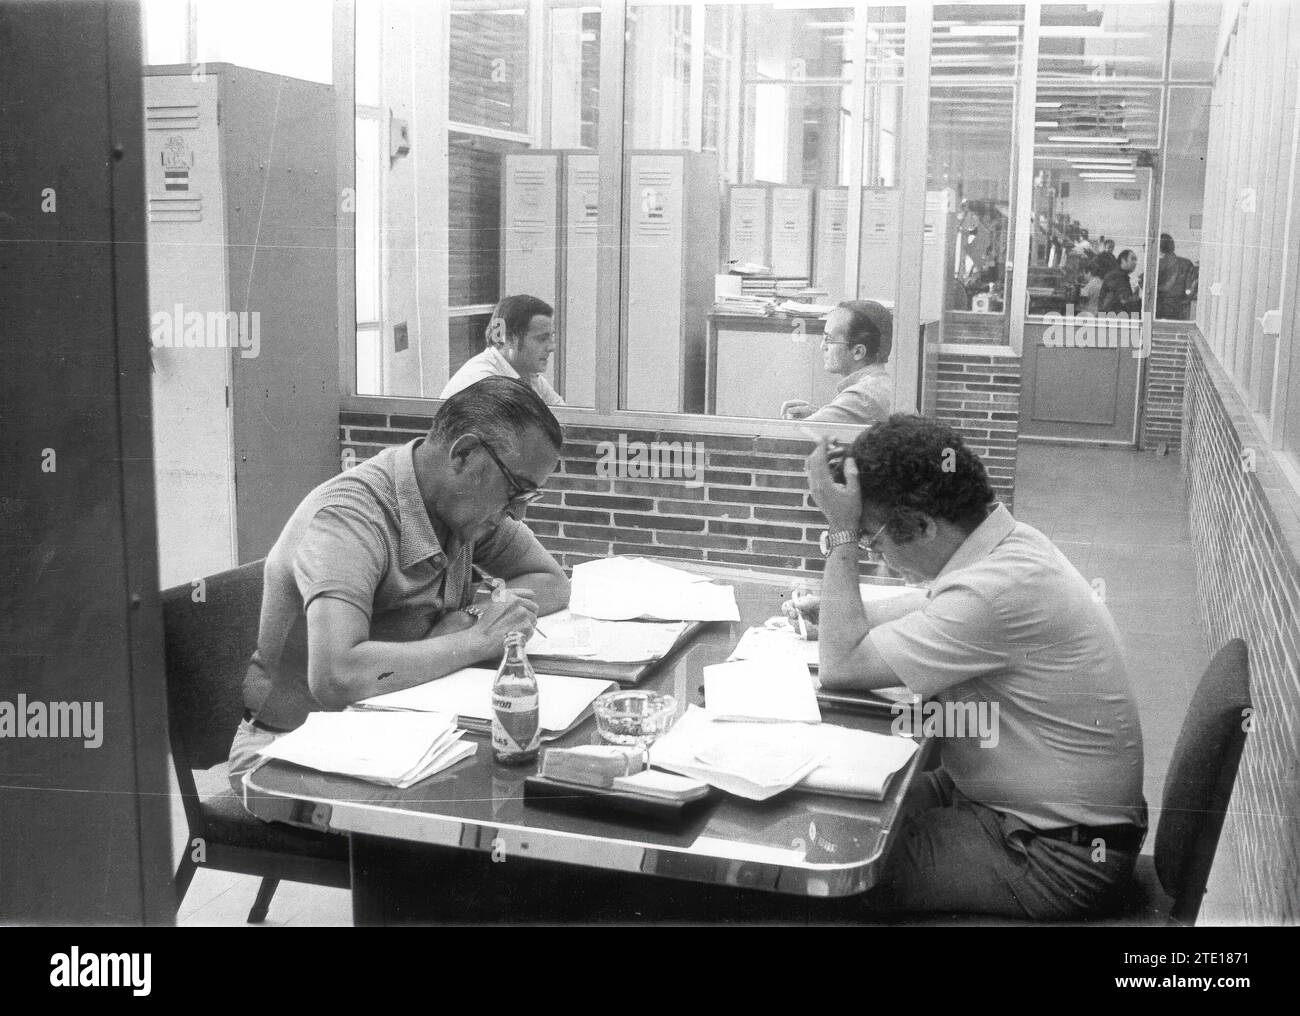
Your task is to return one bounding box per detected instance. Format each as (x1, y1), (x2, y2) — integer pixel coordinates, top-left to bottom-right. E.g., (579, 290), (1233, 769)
(163, 560), (350, 923)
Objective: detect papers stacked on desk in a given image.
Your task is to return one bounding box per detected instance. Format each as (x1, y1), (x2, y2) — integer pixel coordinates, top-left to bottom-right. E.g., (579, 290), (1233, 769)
(525, 609), (689, 664)
(570, 557), (740, 622)
(257, 711), (475, 789)
(651, 706), (918, 802)
(354, 667), (615, 741)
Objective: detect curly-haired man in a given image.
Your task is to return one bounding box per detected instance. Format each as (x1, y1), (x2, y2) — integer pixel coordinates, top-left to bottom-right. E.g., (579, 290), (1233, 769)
(796, 415), (1147, 919)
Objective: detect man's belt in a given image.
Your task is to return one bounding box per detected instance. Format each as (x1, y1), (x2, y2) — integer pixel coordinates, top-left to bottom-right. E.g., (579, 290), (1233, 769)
(1034, 822), (1145, 853)
(242, 708), (291, 735)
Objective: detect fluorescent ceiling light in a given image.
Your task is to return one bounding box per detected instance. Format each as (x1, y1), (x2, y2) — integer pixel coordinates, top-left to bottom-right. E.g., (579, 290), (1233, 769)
(1036, 121), (1059, 128)
(1048, 134), (1130, 143)
(1037, 27), (1148, 39)
(1066, 157), (1132, 165)
(1036, 101), (1062, 108)
(1079, 173), (1137, 181)
(944, 25), (1020, 37)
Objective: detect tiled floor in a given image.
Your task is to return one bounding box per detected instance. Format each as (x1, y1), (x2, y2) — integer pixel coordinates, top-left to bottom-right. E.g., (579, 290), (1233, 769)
(173, 440), (1247, 925)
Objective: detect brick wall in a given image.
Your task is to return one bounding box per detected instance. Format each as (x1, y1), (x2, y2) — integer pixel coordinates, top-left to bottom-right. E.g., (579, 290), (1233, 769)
(933, 350), (1021, 506)
(1140, 325), (1191, 451)
(1182, 333), (1300, 924)
(943, 312), (1007, 345)
(340, 351), (1020, 575)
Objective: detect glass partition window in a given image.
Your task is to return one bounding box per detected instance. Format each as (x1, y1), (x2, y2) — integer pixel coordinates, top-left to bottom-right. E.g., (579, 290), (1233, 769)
(1168, 0), (1221, 81)
(1026, 76), (1162, 319)
(1037, 2), (1169, 82)
(343, 0), (1220, 424)
(449, 5), (531, 133)
(621, 2), (898, 420)
(1157, 87), (1210, 321)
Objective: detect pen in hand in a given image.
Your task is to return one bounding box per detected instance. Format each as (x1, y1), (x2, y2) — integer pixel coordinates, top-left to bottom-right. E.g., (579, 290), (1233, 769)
(792, 580), (809, 640)
(487, 576), (548, 639)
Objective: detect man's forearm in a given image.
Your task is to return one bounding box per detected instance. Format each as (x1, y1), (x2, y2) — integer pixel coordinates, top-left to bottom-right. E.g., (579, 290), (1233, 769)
(504, 569), (570, 614)
(314, 626), (497, 709)
(818, 543), (871, 675)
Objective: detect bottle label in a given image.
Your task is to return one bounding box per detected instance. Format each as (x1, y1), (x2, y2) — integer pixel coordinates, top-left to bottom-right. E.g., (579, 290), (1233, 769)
(492, 693), (540, 754)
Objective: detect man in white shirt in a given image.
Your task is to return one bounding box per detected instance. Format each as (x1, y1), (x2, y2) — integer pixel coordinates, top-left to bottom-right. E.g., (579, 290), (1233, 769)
(780, 300), (892, 425)
(793, 415), (1146, 919)
(441, 294), (565, 406)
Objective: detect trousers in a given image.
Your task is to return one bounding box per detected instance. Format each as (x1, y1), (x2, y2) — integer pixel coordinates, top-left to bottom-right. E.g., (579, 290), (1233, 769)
(868, 768), (1143, 920)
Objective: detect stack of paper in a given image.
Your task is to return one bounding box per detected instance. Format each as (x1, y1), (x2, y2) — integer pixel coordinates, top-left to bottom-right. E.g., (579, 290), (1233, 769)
(702, 658), (821, 723)
(570, 558), (740, 622)
(650, 706), (918, 802)
(525, 609), (689, 664)
(257, 711), (475, 789)
(354, 667), (615, 741)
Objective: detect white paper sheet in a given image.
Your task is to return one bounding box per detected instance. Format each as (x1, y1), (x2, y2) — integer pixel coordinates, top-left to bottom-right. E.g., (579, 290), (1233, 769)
(651, 706), (919, 802)
(354, 667), (615, 738)
(257, 711), (474, 788)
(526, 609), (689, 663)
(570, 557), (740, 622)
(703, 658), (822, 724)
(728, 623), (821, 670)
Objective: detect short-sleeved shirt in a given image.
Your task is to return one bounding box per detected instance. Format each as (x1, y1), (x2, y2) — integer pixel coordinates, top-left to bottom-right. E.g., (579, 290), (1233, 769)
(241, 439), (545, 730)
(805, 364), (892, 425)
(869, 504), (1146, 831)
(440, 345), (564, 406)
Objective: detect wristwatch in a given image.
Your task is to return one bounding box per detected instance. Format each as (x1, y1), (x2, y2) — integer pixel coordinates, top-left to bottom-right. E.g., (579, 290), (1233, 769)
(819, 528), (861, 556)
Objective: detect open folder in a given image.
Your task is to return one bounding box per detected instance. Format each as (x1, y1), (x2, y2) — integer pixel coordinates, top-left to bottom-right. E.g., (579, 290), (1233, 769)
(650, 706), (918, 802)
(257, 711), (475, 789)
(354, 667), (615, 740)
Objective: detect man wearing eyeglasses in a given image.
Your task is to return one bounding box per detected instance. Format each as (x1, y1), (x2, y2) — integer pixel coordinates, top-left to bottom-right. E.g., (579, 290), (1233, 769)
(790, 415), (1146, 919)
(779, 300), (892, 425)
(227, 377), (568, 795)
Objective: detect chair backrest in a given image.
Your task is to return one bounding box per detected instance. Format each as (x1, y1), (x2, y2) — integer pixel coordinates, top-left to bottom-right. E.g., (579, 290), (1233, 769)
(162, 560), (266, 771)
(1154, 638), (1251, 925)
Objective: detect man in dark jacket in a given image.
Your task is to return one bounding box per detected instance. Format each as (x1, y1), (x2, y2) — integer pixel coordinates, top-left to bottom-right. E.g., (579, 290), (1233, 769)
(1099, 248), (1143, 314)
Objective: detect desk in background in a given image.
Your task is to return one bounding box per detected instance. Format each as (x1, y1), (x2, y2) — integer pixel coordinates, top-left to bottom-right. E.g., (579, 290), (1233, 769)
(707, 312), (841, 418)
(244, 573), (932, 924)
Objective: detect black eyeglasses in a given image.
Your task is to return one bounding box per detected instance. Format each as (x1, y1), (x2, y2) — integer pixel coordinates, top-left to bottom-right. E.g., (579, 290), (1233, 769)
(475, 436), (546, 508)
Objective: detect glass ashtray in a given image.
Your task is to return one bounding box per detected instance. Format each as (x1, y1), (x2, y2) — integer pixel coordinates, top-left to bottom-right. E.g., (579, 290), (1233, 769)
(593, 690), (678, 747)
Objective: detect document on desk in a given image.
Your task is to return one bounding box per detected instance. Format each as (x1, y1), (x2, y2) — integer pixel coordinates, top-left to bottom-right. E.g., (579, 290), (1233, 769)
(728, 623), (821, 670)
(798, 723), (919, 799)
(525, 609), (689, 663)
(650, 706), (825, 801)
(703, 658), (821, 724)
(570, 557), (740, 622)
(355, 667), (615, 740)
(257, 711), (475, 789)
(651, 706), (919, 801)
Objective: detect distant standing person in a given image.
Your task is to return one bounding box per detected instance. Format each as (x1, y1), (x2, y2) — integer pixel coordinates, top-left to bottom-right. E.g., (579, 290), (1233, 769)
(441, 294), (565, 406)
(1099, 249), (1143, 315)
(1092, 238), (1119, 279)
(780, 300), (893, 426)
(1156, 233), (1197, 320)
